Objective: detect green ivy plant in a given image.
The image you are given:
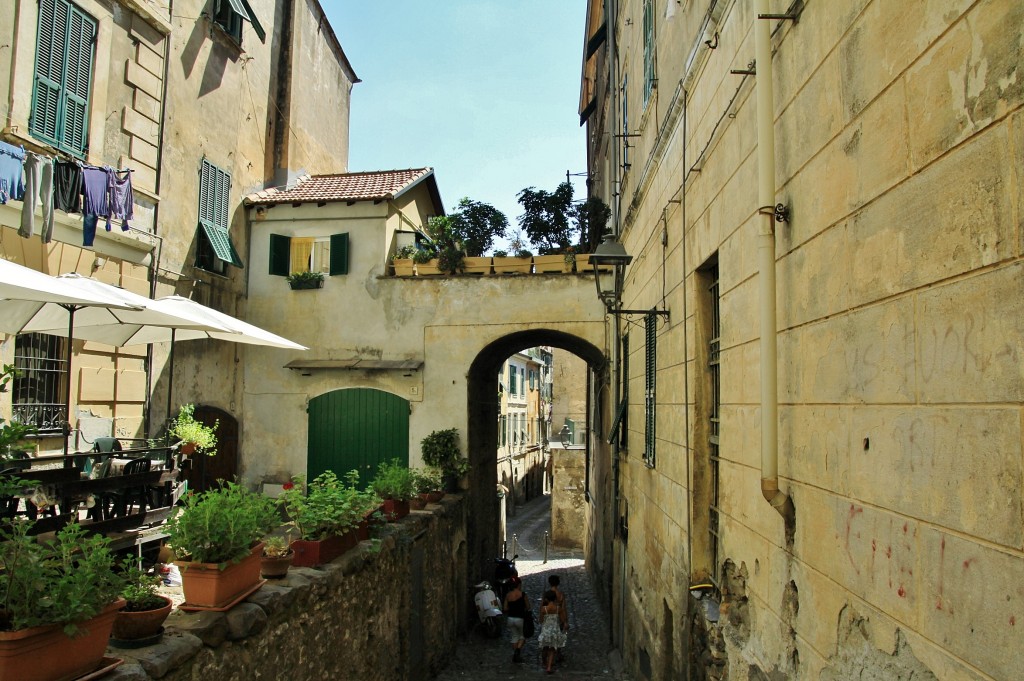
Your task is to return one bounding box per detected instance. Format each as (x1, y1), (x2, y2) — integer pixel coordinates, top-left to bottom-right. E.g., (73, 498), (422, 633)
(164, 481), (279, 566)
(280, 470), (379, 541)
(370, 459), (417, 501)
(0, 516), (122, 635)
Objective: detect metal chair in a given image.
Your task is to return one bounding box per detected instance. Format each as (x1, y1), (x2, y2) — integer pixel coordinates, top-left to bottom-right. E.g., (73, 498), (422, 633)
(105, 457), (151, 518)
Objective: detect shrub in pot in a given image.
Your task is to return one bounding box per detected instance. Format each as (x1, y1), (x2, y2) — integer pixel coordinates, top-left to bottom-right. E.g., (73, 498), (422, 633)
(169, 403), (218, 456)
(370, 459), (417, 521)
(414, 466), (445, 504)
(164, 481), (278, 608)
(0, 502), (125, 681)
(420, 428), (471, 491)
(260, 536), (294, 579)
(285, 270), (325, 290)
(112, 560), (172, 643)
(280, 471), (380, 566)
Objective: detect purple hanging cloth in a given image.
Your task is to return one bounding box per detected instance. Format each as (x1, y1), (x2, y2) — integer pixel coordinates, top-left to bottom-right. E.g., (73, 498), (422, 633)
(81, 166), (109, 247)
(106, 168), (133, 231)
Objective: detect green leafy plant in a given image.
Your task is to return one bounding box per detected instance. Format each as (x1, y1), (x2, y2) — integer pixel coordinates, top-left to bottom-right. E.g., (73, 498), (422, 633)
(0, 518), (122, 635)
(392, 244), (417, 261)
(492, 249), (509, 258)
(119, 559), (166, 612)
(280, 471), (379, 541)
(164, 481), (279, 566)
(448, 197), (508, 257)
(169, 403), (218, 455)
(262, 536), (292, 558)
(370, 459), (417, 501)
(285, 270), (325, 288)
(420, 428), (470, 485)
(516, 182), (610, 254)
(413, 467), (443, 494)
(0, 365), (35, 461)
(412, 247), (435, 265)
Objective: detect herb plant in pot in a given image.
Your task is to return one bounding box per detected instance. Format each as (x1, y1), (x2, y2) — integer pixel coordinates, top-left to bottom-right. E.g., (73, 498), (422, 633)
(414, 466), (445, 505)
(286, 269), (325, 290)
(169, 403), (218, 456)
(420, 428), (471, 492)
(280, 471), (379, 567)
(164, 481), (278, 609)
(391, 244), (417, 276)
(111, 561), (172, 644)
(260, 536), (294, 579)
(370, 459), (417, 521)
(0, 510), (125, 681)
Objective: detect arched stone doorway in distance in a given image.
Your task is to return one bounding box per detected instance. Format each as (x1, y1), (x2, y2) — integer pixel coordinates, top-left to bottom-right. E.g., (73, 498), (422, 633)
(465, 329), (606, 582)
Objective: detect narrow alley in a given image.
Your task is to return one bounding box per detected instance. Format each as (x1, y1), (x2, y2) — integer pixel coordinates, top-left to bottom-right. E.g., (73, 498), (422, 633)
(434, 495), (631, 680)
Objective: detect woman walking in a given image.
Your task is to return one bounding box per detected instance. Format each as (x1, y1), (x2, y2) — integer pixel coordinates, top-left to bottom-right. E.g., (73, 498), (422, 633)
(503, 577), (529, 663)
(538, 590), (567, 673)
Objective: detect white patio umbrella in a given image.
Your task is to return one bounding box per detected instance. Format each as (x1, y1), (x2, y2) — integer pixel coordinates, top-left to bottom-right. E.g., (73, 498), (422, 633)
(6, 274), (236, 454)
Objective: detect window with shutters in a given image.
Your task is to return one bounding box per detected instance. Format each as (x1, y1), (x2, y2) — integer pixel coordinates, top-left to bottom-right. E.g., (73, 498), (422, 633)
(30, 0), (96, 157)
(212, 0), (267, 46)
(196, 159), (243, 274)
(643, 312), (657, 467)
(642, 0), (657, 108)
(509, 365), (517, 396)
(269, 233), (349, 278)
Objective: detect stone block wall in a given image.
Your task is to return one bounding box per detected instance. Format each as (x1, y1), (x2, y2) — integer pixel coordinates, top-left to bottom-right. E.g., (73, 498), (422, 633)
(108, 497), (467, 681)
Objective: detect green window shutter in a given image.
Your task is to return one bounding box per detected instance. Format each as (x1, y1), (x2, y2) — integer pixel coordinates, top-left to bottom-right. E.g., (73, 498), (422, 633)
(269, 234), (291, 276)
(510, 366), (516, 395)
(197, 159), (243, 269)
(31, 0), (95, 156)
(329, 233), (349, 275)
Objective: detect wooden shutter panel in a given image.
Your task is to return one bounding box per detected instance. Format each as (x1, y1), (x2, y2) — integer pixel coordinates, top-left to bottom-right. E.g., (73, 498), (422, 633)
(329, 233), (349, 275)
(31, 0), (68, 146)
(269, 234), (291, 276)
(62, 5), (95, 154)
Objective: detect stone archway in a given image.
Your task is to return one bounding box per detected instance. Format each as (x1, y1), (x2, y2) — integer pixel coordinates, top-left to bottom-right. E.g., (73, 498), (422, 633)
(465, 329), (607, 579)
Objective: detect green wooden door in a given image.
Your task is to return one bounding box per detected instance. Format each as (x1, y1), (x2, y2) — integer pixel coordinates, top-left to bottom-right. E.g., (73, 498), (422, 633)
(307, 388), (409, 488)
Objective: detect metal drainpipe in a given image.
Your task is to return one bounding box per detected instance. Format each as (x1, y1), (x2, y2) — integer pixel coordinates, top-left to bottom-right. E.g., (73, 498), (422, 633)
(754, 0), (792, 520)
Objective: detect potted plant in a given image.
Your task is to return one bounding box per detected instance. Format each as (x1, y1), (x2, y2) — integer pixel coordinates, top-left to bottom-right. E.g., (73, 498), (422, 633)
(493, 235), (533, 274)
(449, 198), (506, 274)
(0, 365), (35, 465)
(111, 560), (173, 644)
(412, 245), (440, 276)
(280, 471), (379, 567)
(286, 269), (325, 290)
(260, 536), (294, 579)
(0, 509), (125, 681)
(169, 403), (218, 456)
(420, 428), (471, 491)
(370, 459), (417, 521)
(391, 244), (417, 276)
(164, 481), (278, 609)
(413, 466), (445, 505)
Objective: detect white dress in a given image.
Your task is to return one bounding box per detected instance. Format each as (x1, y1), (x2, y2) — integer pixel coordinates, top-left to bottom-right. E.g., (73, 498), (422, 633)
(537, 609), (566, 649)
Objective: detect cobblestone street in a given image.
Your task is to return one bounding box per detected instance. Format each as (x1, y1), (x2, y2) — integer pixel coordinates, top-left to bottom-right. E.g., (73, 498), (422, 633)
(433, 494), (630, 680)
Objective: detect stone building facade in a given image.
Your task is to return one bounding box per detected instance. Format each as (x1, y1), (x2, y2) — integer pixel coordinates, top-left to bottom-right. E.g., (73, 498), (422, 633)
(0, 0), (355, 463)
(580, 1), (1023, 680)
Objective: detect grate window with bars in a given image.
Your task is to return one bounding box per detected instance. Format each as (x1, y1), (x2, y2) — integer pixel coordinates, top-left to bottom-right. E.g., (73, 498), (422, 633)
(708, 268), (721, 582)
(13, 333), (68, 436)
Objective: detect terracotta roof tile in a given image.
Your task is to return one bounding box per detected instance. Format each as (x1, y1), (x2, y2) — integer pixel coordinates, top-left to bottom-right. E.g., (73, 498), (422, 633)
(244, 168), (433, 206)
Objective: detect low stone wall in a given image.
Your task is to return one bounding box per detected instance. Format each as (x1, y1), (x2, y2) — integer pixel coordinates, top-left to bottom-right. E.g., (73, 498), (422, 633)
(108, 496), (468, 681)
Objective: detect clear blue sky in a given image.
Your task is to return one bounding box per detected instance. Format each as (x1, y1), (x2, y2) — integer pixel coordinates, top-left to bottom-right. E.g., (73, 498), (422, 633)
(320, 1), (588, 241)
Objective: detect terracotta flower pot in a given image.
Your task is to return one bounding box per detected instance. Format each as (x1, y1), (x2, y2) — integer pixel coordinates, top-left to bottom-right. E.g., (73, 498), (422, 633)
(112, 596), (173, 641)
(491, 256), (532, 274)
(533, 254), (572, 273)
(462, 256), (493, 275)
(179, 441), (197, 456)
(176, 542), (264, 609)
(261, 551), (294, 579)
(424, 490), (445, 503)
(409, 496), (427, 510)
(290, 530), (359, 567)
(382, 498), (410, 522)
(0, 598), (125, 681)
(415, 258), (440, 275)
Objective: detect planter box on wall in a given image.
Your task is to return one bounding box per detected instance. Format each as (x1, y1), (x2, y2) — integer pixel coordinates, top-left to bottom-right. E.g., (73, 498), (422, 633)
(289, 278), (325, 290)
(462, 257), (492, 275)
(415, 259), (441, 275)
(290, 530), (360, 567)
(492, 257), (532, 274)
(573, 254), (607, 273)
(176, 543), (265, 609)
(392, 259), (414, 276)
(0, 598), (125, 681)
(382, 498), (410, 522)
(533, 254), (572, 273)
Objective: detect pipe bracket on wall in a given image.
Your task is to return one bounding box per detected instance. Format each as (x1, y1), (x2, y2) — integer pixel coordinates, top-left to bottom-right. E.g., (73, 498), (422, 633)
(774, 203), (790, 223)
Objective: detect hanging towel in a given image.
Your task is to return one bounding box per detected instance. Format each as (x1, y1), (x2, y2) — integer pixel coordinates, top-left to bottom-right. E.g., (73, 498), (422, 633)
(54, 159), (83, 213)
(20, 153), (55, 243)
(106, 168), (133, 231)
(82, 166), (109, 247)
(0, 141), (25, 204)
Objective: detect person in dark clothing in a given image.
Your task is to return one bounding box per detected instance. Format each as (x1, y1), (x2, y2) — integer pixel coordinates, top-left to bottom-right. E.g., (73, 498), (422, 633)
(502, 576), (529, 663)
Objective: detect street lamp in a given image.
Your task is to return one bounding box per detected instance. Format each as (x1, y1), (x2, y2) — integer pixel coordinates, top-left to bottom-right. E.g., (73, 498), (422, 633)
(590, 233), (669, 318)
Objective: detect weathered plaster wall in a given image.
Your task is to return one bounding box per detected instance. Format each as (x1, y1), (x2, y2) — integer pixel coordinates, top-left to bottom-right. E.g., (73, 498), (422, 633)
(109, 498), (467, 681)
(550, 448), (586, 549)
(587, 0), (1024, 679)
